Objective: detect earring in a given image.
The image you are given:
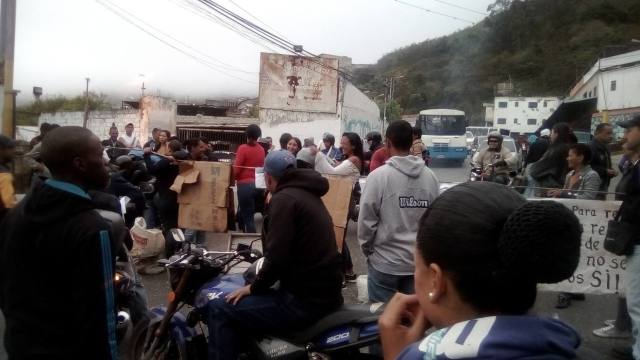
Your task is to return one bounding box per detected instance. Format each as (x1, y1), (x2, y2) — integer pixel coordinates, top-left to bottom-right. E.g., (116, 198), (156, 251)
(428, 292), (434, 299)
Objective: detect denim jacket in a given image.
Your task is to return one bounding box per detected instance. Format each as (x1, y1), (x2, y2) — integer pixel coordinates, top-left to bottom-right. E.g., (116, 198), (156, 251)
(561, 165), (602, 200)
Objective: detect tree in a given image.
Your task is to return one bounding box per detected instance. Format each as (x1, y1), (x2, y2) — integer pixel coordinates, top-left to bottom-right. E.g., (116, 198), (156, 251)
(18, 92), (112, 114)
(380, 100), (403, 122)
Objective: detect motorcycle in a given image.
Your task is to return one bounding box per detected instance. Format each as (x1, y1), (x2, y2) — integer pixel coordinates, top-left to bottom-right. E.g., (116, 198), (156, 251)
(128, 230), (383, 360)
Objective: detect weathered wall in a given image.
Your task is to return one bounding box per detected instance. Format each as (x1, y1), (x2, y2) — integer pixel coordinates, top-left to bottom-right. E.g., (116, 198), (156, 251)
(341, 82), (381, 138)
(258, 108), (341, 145)
(259, 53), (339, 113)
(39, 110), (141, 141)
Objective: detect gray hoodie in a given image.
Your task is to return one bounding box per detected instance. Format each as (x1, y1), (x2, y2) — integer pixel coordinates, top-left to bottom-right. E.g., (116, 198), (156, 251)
(358, 155), (440, 275)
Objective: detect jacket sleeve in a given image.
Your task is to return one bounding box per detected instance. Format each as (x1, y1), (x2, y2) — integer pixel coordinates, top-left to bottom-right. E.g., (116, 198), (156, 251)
(74, 222), (119, 359)
(589, 143), (608, 181)
(315, 153), (355, 176)
(250, 195), (297, 294)
(529, 147), (562, 180)
(358, 172), (382, 257)
(576, 172), (602, 200)
(472, 150), (483, 168)
(502, 148), (518, 169)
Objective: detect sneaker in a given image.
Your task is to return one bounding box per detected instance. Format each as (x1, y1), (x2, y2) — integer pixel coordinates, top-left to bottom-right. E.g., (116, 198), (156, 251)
(344, 272), (358, 283)
(604, 319), (616, 327)
(593, 324), (632, 339)
(612, 346), (633, 360)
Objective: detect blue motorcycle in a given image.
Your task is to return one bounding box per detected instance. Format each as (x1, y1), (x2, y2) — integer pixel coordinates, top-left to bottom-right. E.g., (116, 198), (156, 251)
(128, 232), (383, 359)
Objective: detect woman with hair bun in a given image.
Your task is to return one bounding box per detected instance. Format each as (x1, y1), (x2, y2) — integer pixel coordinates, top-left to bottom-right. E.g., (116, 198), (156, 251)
(379, 182), (583, 359)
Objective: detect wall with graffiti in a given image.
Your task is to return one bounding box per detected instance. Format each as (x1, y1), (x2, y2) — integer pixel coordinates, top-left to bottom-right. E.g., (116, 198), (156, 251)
(259, 53), (339, 113)
(341, 82), (382, 138)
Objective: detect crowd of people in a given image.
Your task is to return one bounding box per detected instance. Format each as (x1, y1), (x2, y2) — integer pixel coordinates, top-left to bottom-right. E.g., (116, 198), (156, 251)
(0, 115), (638, 359)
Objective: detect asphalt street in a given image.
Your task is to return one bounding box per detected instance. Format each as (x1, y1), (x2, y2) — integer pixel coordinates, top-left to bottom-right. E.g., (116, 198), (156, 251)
(0, 156), (629, 359)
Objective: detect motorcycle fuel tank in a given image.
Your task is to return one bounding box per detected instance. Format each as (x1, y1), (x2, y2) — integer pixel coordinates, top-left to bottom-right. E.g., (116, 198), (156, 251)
(194, 273), (246, 309)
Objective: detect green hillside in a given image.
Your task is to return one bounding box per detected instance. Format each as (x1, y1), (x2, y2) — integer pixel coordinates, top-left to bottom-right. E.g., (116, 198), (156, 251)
(353, 0), (640, 124)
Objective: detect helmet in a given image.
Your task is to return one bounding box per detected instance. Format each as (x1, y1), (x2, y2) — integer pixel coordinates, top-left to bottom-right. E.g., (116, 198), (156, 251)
(487, 132), (503, 144)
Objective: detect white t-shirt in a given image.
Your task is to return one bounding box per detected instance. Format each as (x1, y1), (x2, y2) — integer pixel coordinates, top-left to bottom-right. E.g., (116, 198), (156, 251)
(119, 133), (141, 148)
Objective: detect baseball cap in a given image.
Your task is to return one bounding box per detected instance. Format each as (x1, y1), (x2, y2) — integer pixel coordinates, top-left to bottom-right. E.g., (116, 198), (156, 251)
(540, 129), (551, 137)
(0, 135), (16, 149)
(264, 150), (296, 178)
(618, 116), (640, 129)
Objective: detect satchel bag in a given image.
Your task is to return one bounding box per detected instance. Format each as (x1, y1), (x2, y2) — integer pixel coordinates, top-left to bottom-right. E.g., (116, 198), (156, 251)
(604, 203), (634, 256)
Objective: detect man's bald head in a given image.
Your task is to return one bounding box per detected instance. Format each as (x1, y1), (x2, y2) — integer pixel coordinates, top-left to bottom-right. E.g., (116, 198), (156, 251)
(41, 126), (110, 190)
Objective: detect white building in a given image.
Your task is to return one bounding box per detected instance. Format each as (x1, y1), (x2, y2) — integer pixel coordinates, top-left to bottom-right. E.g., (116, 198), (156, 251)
(567, 49), (640, 137)
(492, 96), (560, 136)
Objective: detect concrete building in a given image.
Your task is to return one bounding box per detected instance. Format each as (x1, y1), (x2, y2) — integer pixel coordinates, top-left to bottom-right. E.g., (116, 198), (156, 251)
(258, 52), (381, 143)
(492, 96), (560, 136)
(566, 49), (640, 138)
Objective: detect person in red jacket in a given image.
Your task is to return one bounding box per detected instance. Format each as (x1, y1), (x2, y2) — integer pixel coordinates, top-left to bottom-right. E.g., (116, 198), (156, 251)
(369, 146), (390, 173)
(234, 125), (265, 233)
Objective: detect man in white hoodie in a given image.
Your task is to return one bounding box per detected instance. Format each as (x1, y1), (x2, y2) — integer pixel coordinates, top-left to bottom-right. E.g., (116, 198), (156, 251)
(358, 120), (440, 302)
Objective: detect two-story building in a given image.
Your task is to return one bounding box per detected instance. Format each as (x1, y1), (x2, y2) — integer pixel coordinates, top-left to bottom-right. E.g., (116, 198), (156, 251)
(565, 49), (640, 139)
(491, 96), (560, 136)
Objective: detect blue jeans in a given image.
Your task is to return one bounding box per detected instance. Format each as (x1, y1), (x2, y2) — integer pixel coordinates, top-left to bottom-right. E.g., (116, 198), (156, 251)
(237, 183), (257, 233)
(206, 290), (321, 360)
(367, 263), (415, 303)
(626, 245), (640, 359)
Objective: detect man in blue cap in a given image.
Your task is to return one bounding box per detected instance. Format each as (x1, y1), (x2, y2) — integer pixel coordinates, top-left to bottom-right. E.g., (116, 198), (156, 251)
(206, 150), (344, 360)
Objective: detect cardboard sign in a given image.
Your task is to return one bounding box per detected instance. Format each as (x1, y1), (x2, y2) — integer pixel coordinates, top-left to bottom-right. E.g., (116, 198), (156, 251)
(321, 174), (354, 251)
(171, 161), (232, 232)
(539, 198), (625, 294)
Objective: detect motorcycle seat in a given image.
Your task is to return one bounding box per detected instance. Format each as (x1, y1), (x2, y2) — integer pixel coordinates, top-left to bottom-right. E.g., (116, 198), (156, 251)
(281, 303), (384, 344)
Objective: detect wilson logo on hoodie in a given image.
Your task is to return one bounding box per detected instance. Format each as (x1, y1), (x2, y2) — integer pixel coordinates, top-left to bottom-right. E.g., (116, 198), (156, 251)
(399, 196), (430, 208)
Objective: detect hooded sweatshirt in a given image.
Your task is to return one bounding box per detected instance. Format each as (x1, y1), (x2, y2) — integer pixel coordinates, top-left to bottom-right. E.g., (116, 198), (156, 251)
(358, 155), (439, 275)
(0, 179), (120, 360)
(397, 316), (581, 360)
(250, 168), (343, 311)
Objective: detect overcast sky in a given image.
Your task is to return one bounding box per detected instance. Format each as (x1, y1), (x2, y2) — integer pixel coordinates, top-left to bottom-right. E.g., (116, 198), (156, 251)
(14, 0), (493, 103)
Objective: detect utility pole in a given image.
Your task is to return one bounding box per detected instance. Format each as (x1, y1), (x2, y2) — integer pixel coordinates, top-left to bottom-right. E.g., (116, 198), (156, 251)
(83, 78), (90, 128)
(1, 0), (17, 137)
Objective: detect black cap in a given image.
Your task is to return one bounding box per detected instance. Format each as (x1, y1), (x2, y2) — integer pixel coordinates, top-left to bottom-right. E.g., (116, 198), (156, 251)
(0, 135), (16, 149)
(619, 116), (640, 129)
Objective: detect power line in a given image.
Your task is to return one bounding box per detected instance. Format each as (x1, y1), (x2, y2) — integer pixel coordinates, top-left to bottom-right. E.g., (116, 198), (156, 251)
(95, 0), (257, 84)
(227, 0), (288, 40)
(393, 0), (475, 24)
(103, 0), (256, 75)
(194, 0), (352, 79)
(170, 0), (281, 53)
(424, 0), (488, 16)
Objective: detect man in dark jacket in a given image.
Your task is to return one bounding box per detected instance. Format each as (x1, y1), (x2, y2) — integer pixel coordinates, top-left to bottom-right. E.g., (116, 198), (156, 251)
(616, 116), (640, 359)
(0, 126), (119, 359)
(206, 150), (344, 360)
(590, 123), (617, 200)
(525, 128), (551, 166)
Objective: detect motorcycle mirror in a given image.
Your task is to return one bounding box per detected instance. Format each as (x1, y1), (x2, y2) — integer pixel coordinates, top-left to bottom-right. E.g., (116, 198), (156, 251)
(170, 228), (186, 243)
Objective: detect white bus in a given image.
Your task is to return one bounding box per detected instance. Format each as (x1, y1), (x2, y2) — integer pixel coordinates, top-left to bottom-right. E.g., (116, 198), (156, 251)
(416, 109), (468, 166)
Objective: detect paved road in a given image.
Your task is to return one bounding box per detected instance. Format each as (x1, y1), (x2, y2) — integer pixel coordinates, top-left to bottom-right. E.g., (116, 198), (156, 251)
(0, 156), (628, 359)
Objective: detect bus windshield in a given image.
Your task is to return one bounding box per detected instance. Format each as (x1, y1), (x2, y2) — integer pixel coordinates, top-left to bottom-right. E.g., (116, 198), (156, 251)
(418, 114), (466, 136)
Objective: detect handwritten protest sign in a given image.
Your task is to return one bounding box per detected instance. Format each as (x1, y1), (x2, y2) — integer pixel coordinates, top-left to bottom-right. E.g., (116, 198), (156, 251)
(539, 198), (625, 294)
